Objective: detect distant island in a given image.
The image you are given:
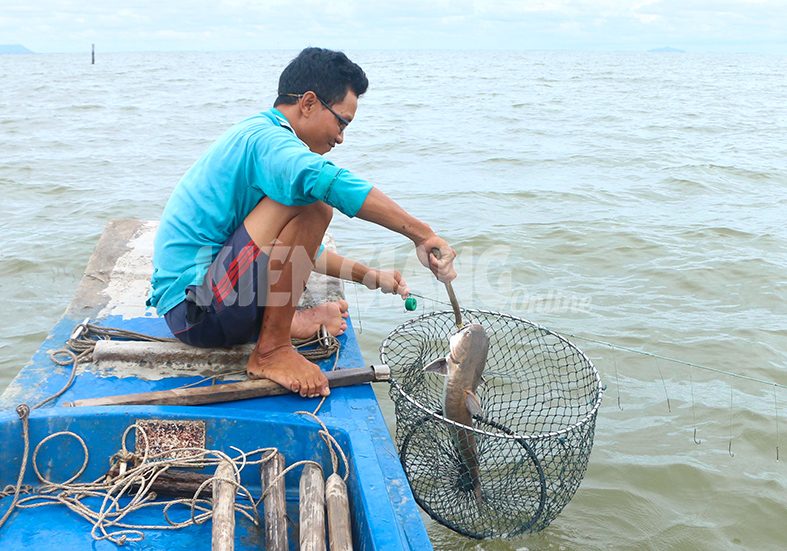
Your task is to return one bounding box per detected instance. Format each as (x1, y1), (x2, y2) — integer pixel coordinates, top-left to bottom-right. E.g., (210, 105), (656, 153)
(0, 44), (34, 54)
(649, 47), (685, 53)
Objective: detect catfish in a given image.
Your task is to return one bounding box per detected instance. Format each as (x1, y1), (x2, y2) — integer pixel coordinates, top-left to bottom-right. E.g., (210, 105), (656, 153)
(424, 323), (489, 503)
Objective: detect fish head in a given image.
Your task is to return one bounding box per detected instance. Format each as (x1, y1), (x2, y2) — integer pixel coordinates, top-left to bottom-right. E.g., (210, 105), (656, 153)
(423, 323), (489, 423)
(448, 323), (489, 376)
(423, 323), (490, 384)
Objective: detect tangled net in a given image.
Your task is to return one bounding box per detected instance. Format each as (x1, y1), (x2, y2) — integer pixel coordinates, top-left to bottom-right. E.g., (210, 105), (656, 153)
(381, 310), (603, 539)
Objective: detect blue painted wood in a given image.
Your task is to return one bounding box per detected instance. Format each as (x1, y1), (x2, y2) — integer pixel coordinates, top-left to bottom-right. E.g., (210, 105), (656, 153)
(0, 311), (432, 549)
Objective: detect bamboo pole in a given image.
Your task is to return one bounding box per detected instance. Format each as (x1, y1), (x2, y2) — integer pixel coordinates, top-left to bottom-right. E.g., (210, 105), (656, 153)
(212, 461), (236, 551)
(300, 464), (326, 551)
(325, 473), (353, 551)
(261, 452), (288, 551)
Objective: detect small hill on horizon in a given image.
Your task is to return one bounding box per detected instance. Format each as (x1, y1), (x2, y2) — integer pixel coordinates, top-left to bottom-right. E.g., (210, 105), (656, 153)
(0, 44), (34, 54)
(649, 46), (686, 53)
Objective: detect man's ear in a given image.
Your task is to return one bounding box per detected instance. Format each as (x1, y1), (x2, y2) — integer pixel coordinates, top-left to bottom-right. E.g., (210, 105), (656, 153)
(300, 91), (319, 117)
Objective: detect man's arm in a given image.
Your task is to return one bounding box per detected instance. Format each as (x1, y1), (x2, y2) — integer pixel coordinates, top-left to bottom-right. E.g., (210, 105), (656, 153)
(314, 249), (410, 298)
(355, 187), (457, 282)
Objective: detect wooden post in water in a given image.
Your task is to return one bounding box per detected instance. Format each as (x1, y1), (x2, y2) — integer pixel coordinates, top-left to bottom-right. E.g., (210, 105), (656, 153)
(260, 452), (287, 551)
(212, 461), (236, 551)
(300, 464), (326, 551)
(325, 473), (353, 551)
(91, 44), (95, 65)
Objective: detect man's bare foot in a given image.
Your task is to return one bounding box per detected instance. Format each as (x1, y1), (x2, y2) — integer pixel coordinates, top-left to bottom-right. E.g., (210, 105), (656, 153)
(247, 345), (330, 397)
(291, 300), (349, 339)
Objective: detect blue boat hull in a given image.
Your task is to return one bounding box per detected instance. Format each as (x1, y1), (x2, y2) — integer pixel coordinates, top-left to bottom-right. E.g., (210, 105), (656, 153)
(0, 219), (431, 550)
(0, 404), (412, 550)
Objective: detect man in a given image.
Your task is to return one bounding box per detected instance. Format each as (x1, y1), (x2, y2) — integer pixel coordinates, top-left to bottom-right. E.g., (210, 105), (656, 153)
(148, 47), (456, 399)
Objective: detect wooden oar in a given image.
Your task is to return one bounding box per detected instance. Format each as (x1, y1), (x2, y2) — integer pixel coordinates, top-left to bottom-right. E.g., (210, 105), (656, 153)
(63, 364), (390, 407)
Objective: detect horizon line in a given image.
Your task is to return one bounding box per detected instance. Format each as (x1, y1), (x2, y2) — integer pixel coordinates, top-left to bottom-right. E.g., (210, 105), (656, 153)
(3, 46), (785, 56)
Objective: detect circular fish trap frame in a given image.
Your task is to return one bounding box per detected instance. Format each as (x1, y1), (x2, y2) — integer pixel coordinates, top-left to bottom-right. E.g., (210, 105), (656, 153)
(381, 309), (603, 539)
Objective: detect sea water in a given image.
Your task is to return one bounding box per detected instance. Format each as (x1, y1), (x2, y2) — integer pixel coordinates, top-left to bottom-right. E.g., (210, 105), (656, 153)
(2, 50), (786, 550)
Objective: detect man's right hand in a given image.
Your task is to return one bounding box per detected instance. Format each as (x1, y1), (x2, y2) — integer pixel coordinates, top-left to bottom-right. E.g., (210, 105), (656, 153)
(415, 236), (457, 283)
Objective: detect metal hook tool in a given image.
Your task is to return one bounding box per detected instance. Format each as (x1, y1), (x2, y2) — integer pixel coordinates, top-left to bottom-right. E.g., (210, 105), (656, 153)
(431, 247), (462, 328)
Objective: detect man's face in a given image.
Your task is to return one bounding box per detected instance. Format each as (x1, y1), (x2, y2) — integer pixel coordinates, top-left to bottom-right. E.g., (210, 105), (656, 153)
(301, 90), (358, 155)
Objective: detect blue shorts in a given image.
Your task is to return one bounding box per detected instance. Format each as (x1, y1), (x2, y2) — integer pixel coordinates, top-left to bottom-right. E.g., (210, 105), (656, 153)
(164, 224), (270, 348)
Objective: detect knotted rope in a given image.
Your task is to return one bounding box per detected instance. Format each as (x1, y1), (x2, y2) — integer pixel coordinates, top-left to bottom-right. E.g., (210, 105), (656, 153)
(2, 321), (349, 544)
(0, 405), (31, 530)
(3, 422), (283, 545)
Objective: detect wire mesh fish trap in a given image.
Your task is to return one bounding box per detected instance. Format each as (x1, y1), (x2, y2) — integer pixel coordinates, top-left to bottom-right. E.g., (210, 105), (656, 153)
(380, 309), (603, 539)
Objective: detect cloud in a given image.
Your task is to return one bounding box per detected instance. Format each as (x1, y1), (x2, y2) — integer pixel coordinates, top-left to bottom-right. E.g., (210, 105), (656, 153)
(0, 0), (785, 53)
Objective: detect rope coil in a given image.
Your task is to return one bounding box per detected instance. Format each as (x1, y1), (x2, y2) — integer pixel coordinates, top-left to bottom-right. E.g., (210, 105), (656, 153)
(2, 419), (348, 546)
(2, 319), (348, 544)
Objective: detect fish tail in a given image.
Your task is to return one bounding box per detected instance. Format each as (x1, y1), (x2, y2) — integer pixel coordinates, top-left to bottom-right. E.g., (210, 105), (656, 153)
(471, 464), (482, 505)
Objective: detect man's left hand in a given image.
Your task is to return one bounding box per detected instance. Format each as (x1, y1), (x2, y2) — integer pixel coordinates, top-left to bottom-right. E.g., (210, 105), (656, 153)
(364, 269), (410, 299)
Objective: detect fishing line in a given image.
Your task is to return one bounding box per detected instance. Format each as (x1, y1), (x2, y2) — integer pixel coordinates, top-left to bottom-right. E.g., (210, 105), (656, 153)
(774, 385), (780, 461)
(728, 377), (735, 458)
(406, 291), (437, 314)
(655, 358), (671, 413)
(407, 291), (446, 307)
(612, 348), (623, 411)
(405, 291), (787, 393)
(409, 291), (777, 386)
(406, 291), (787, 462)
(562, 332), (787, 392)
(690, 366), (701, 445)
(352, 283), (363, 334)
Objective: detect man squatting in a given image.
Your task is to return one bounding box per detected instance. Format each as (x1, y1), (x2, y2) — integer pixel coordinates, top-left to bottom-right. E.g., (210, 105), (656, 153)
(147, 47), (457, 398)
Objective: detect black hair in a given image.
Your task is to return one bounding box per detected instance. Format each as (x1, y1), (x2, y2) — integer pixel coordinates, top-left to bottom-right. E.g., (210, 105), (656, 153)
(274, 47), (368, 108)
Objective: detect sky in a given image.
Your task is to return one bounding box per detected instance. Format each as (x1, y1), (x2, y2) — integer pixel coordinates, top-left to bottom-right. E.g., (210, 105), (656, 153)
(1, 0), (785, 54)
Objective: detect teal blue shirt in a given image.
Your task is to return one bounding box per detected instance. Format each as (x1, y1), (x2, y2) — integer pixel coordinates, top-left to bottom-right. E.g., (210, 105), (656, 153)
(148, 108), (373, 315)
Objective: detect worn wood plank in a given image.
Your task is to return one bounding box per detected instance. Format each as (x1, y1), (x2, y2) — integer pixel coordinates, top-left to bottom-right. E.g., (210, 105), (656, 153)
(300, 463), (326, 551)
(212, 461), (236, 550)
(260, 451), (288, 551)
(326, 473), (353, 551)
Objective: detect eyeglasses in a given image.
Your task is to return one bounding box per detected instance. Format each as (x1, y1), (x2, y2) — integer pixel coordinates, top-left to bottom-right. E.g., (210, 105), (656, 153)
(284, 93), (350, 132)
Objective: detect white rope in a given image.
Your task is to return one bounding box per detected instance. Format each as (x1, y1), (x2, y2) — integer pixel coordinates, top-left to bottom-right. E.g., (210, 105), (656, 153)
(3, 320), (352, 544)
(0, 405), (30, 530)
(7, 423), (284, 545)
(295, 411), (351, 482)
(2, 414), (353, 547)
